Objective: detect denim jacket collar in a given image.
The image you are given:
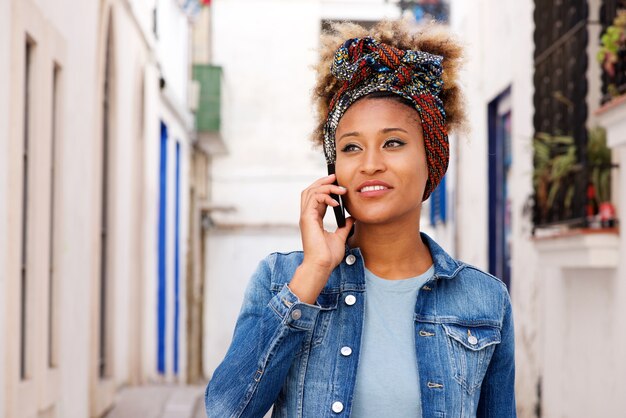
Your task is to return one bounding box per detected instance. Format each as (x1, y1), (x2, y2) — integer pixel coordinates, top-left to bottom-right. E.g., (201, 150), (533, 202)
(419, 232), (464, 280)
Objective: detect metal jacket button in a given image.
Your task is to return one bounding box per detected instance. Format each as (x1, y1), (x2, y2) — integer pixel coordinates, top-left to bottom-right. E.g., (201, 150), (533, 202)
(340, 346), (352, 356)
(345, 254), (356, 265)
(332, 401), (344, 413)
(468, 335), (478, 345)
(344, 294), (356, 306)
(291, 309), (302, 320)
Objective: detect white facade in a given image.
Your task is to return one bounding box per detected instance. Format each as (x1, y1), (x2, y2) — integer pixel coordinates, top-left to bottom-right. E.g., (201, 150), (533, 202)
(1, 0), (199, 417)
(451, 0), (626, 416)
(449, 1), (539, 414)
(0, 1), (10, 416)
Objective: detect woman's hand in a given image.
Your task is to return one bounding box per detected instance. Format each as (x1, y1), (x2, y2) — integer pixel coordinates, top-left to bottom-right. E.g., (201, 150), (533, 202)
(289, 174), (355, 304)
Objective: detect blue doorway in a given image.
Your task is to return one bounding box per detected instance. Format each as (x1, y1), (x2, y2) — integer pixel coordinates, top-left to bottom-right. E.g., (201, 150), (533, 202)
(157, 121), (168, 374)
(488, 89), (512, 290)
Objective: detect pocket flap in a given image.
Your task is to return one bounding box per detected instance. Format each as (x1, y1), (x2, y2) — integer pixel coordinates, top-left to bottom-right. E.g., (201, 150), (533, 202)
(442, 323), (501, 351)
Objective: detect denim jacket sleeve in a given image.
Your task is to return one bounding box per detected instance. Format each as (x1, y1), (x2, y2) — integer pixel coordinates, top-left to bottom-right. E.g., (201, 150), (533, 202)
(476, 289), (516, 417)
(205, 255), (321, 418)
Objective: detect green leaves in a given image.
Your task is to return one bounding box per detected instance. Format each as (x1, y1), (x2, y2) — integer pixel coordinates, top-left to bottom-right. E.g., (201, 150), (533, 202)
(598, 10), (626, 82)
(588, 126), (612, 203)
(533, 133), (579, 220)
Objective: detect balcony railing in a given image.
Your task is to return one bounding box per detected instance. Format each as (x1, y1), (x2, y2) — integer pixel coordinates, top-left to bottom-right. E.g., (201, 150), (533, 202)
(532, 0), (589, 231)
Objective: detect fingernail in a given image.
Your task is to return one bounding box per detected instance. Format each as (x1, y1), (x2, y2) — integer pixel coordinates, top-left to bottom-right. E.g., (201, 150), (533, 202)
(338, 186), (347, 190)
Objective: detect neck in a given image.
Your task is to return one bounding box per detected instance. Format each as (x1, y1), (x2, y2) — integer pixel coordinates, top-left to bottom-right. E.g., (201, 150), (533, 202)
(348, 213), (433, 280)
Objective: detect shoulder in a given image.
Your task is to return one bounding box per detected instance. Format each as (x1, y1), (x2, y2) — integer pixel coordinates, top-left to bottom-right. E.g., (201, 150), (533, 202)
(256, 251), (305, 285)
(436, 261), (511, 325)
(263, 250), (304, 271)
(454, 262), (511, 304)
(455, 262), (509, 293)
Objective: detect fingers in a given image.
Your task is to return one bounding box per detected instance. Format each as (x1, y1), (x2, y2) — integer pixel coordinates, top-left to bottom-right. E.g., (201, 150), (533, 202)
(301, 175), (346, 198)
(334, 217), (355, 240)
(301, 175), (347, 212)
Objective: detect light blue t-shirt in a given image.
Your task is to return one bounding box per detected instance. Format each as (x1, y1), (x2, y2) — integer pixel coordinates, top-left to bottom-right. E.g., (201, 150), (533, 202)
(351, 265), (435, 418)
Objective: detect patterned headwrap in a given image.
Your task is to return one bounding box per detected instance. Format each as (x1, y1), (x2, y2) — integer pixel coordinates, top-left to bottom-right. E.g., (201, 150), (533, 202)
(323, 36), (448, 201)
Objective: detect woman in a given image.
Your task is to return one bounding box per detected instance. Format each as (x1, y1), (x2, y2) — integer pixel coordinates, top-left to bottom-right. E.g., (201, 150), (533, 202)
(205, 20), (516, 418)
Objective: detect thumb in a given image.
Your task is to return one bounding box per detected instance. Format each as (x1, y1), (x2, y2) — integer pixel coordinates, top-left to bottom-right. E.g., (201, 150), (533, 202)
(335, 217), (355, 242)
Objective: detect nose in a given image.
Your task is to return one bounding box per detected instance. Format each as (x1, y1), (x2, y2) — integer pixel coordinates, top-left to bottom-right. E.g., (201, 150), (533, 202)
(360, 148), (386, 175)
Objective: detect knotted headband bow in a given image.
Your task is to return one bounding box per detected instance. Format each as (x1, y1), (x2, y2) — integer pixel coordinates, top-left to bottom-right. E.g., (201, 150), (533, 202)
(323, 37), (449, 201)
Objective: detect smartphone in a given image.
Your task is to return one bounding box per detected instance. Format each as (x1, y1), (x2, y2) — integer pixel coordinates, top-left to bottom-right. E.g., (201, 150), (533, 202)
(327, 163), (346, 228)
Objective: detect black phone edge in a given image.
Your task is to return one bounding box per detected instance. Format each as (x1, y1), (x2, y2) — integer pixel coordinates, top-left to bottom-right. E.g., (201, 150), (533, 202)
(327, 163), (346, 228)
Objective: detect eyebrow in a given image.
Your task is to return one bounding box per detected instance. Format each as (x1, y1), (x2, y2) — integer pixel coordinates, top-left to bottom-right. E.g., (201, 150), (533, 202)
(337, 127), (409, 142)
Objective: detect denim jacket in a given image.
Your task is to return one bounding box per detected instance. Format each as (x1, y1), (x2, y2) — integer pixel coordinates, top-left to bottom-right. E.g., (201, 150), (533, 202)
(205, 233), (516, 417)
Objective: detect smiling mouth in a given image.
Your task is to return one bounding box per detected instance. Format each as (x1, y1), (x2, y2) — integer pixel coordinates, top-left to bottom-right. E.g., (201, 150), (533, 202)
(359, 185), (389, 192)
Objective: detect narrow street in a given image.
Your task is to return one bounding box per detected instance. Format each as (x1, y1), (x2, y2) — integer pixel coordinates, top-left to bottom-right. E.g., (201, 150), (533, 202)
(104, 385), (206, 418)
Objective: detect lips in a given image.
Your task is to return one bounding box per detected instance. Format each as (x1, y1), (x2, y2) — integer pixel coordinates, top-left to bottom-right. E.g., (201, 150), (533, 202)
(360, 185), (387, 192)
(357, 180), (393, 192)
(356, 180), (393, 197)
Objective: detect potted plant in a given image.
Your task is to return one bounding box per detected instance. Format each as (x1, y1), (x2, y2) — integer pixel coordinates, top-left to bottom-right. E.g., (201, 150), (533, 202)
(598, 10), (626, 98)
(587, 126), (616, 227)
(533, 133), (580, 224)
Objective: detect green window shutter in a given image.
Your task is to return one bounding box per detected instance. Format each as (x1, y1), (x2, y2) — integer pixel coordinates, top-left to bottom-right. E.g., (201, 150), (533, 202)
(193, 64), (222, 132)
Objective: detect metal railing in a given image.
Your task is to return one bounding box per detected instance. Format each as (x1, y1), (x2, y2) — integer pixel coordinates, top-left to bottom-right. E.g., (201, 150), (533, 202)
(532, 0), (589, 230)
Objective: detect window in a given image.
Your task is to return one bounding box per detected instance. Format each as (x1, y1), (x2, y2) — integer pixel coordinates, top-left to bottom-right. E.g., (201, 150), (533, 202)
(48, 63), (61, 368)
(20, 36), (34, 381)
(99, 19), (113, 379)
(11, 3), (66, 414)
(532, 0), (589, 228)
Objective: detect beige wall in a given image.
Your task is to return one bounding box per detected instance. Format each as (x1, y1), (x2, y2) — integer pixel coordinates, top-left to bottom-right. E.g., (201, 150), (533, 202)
(2, 0), (197, 416)
(450, 0), (540, 414)
(0, 0), (10, 415)
(3, 0), (102, 415)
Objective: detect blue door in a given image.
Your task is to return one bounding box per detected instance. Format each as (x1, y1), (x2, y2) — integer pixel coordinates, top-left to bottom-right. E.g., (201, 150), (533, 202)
(157, 121), (168, 374)
(488, 89), (512, 289)
(173, 141), (181, 375)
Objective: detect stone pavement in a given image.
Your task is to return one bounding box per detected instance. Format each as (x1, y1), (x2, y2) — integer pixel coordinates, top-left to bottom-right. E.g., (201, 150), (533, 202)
(104, 385), (206, 418)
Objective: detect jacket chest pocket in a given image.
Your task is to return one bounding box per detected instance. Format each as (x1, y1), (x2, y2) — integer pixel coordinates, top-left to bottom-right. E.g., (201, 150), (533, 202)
(310, 292), (339, 349)
(442, 323), (501, 393)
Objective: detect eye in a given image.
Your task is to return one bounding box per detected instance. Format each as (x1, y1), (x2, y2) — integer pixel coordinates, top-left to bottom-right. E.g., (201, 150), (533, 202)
(383, 138), (406, 148)
(340, 143), (362, 153)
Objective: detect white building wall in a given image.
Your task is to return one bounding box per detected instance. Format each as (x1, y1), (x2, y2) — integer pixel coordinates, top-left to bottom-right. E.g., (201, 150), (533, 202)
(0, 0), (10, 415)
(158, 100), (193, 382)
(157, 0), (190, 112)
(451, 0), (626, 416)
(42, 1), (100, 417)
(450, 0), (541, 414)
(56, 1), (103, 416)
(142, 62), (162, 384)
(105, 0), (194, 386)
(205, 0), (320, 376)
(2, 0), (197, 416)
(110, 3), (151, 387)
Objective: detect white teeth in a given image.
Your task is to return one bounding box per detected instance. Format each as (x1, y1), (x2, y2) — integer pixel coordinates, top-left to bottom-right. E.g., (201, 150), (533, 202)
(360, 185), (387, 192)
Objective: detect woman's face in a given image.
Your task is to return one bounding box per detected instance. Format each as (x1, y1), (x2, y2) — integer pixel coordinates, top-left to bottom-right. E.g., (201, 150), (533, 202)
(335, 97), (428, 225)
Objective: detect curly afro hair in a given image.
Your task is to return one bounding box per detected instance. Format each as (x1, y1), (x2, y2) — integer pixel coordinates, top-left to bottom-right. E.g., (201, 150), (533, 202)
(311, 19), (467, 146)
